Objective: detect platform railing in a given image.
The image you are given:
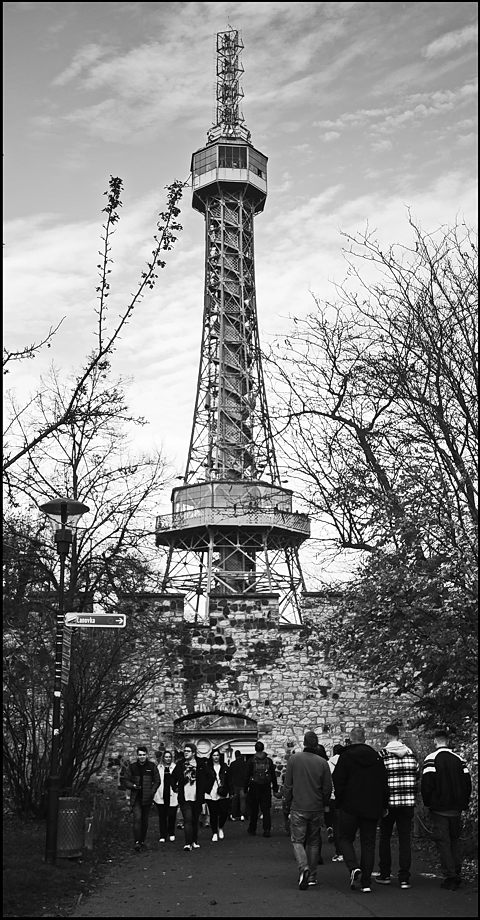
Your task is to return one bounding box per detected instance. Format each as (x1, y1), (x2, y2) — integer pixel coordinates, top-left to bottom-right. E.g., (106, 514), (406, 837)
(155, 507), (310, 536)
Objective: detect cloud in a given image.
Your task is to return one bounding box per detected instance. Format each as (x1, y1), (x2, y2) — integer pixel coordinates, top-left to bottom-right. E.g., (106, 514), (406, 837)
(52, 43), (112, 86)
(322, 131), (341, 142)
(371, 139), (392, 153)
(313, 80), (478, 138)
(422, 23), (478, 59)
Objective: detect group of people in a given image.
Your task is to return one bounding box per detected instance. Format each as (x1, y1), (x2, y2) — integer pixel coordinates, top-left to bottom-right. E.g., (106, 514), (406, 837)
(283, 724), (471, 893)
(122, 723), (471, 894)
(122, 740), (279, 852)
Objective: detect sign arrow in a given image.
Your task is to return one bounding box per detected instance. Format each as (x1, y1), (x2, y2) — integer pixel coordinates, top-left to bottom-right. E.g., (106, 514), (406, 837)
(65, 613), (127, 629)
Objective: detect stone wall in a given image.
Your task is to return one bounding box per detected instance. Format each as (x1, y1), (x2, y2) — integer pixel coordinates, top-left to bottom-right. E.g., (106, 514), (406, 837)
(101, 591), (419, 785)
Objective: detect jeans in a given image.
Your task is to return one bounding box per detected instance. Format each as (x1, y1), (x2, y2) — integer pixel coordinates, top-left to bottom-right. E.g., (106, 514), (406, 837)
(339, 810), (378, 886)
(379, 806), (414, 882)
(231, 786), (247, 818)
(431, 812), (462, 879)
(327, 799), (342, 855)
(180, 800), (202, 845)
(155, 803), (178, 838)
(290, 809), (322, 882)
(207, 799), (229, 833)
(132, 799), (152, 843)
(248, 784), (272, 833)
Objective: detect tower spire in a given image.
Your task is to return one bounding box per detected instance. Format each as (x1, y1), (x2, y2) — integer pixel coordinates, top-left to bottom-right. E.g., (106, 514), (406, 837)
(208, 29), (251, 144)
(156, 30), (310, 624)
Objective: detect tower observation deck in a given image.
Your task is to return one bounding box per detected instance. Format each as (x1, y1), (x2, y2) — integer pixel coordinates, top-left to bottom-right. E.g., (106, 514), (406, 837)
(156, 30), (310, 623)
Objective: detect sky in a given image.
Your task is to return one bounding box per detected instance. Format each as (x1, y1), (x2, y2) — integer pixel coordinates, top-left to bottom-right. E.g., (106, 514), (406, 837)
(3, 1), (478, 581)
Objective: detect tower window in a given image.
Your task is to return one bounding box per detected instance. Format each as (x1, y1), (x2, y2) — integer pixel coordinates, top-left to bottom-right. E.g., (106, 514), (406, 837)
(193, 147), (218, 177)
(219, 146), (247, 169)
(248, 149), (267, 179)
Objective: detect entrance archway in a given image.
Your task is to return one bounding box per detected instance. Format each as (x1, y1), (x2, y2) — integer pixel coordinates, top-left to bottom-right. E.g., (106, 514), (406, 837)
(173, 711), (258, 764)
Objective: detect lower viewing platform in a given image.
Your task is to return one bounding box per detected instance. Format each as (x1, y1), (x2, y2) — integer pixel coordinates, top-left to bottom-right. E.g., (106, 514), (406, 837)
(155, 505), (310, 538)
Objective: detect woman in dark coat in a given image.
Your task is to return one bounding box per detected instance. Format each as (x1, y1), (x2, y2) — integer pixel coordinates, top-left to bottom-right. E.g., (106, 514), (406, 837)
(205, 750), (230, 842)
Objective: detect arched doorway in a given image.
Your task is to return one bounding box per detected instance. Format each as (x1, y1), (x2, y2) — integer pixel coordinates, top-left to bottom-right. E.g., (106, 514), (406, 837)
(173, 711), (258, 764)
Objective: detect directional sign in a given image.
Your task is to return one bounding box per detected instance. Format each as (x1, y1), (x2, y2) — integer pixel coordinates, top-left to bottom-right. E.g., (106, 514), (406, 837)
(65, 612), (127, 629)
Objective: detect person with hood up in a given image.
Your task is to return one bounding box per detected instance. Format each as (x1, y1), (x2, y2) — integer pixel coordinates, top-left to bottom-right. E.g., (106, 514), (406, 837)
(244, 740), (279, 837)
(283, 730), (332, 890)
(376, 724), (419, 888)
(333, 726), (389, 893)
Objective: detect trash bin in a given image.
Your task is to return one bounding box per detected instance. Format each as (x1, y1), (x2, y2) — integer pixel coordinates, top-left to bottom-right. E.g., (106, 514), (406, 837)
(57, 797), (83, 858)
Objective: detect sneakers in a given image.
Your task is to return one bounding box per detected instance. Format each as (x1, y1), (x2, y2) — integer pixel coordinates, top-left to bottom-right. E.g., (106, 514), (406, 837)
(350, 868), (361, 890)
(453, 877), (462, 889)
(192, 842), (200, 848)
(240, 816), (245, 821)
(263, 830), (270, 838)
(308, 879), (317, 887)
(211, 833), (218, 842)
(134, 841), (141, 852)
(361, 886), (372, 893)
(230, 816), (236, 821)
(218, 828), (224, 839)
(332, 854), (343, 862)
(299, 868), (310, 890)
(400, 882), (412, 889)
(169, 836), (175, 842)
(327, 826), (334, 844)
(183, 844), (192, 851)
(375, 876), (392, 885)
(159, 838), (166, 843)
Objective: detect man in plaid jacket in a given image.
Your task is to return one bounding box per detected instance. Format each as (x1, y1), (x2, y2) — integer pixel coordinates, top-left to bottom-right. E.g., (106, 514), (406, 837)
(375, 724), (419, 889)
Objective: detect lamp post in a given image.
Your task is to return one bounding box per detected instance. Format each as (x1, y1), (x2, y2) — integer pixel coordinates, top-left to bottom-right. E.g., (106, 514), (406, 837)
(39, 497), (89, 865)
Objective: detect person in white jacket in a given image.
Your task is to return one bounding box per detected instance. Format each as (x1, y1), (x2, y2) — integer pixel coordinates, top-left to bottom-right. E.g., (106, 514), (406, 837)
(153, 751), (179, 842)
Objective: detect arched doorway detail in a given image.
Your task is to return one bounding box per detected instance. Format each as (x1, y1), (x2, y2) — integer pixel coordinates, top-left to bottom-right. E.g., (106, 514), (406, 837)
(173, 711), (258, 763)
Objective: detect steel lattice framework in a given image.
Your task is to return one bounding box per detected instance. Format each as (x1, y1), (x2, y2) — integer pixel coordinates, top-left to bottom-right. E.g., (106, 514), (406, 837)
(156, 30), (310, 623)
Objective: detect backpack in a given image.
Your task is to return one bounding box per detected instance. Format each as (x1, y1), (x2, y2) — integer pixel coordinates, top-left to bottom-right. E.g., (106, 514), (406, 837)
(252, 756), (270, 785)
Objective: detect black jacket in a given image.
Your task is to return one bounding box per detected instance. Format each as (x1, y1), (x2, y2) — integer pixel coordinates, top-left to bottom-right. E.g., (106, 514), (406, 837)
(333, 743), (389, 819)
(421, 747), (472, 812)
(244, 752), (278, 795)
(124, 759), (160, 807)
(227, 757), (247, 790)
(171, 757), (211, 806)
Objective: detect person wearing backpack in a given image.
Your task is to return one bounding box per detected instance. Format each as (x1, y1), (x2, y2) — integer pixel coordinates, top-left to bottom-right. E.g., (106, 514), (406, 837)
(244, 740), (279, 837)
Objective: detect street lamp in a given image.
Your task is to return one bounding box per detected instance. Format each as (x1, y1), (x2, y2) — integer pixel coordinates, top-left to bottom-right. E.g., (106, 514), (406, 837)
(39, 496), (89, 865)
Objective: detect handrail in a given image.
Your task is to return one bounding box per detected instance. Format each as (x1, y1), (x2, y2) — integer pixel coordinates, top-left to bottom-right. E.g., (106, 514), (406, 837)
(156, 507), (310, 535)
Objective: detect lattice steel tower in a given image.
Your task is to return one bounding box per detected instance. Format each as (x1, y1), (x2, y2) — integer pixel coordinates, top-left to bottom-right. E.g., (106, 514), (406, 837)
(156, 30), (310, 623)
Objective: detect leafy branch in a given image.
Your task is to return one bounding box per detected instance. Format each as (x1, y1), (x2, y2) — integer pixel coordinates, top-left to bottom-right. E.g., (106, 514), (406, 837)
(3, 176), (186, 474)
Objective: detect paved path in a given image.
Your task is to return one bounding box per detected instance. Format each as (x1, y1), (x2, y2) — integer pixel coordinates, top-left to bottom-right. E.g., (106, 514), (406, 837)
(73, 816), (478, 918)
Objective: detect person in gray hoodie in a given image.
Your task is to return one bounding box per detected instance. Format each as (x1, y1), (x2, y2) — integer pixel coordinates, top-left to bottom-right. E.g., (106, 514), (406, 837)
(376, 724), (420, 888)
(283, 731), (333, 890)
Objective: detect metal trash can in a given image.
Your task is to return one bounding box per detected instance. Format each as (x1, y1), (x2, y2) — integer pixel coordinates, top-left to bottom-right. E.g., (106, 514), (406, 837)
(57, 797), (83, 858)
